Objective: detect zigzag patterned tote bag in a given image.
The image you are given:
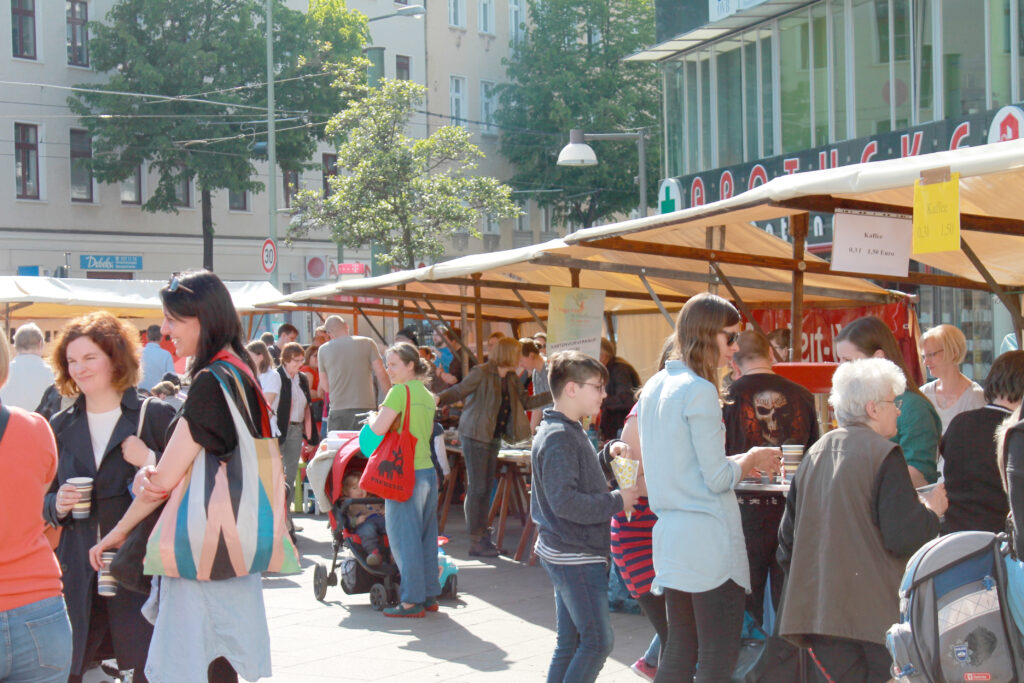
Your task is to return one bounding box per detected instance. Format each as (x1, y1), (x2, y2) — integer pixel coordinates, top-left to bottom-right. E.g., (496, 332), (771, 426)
(143, 361), (300, 580)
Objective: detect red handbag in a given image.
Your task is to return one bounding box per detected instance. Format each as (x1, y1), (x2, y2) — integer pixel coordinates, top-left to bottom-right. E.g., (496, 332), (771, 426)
(359, 385), (417, 502)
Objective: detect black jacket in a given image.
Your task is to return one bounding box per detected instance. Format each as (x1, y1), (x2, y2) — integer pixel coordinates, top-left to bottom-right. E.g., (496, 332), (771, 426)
(600, 357), (640, 440)
(275, 365), (318, 445)
(43, 390), (175, 675)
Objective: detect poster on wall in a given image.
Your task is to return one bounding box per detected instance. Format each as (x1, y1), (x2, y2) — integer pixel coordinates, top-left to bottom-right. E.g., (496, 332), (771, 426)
(546, 286), (606, 359)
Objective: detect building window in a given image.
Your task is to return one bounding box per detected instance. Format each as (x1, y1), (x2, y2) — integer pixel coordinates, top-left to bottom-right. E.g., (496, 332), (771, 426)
(509, 0), (524, 45)
(479, 0), (494, 34)
(173, 169), (191, 207)
(449, 0), (465, 28)
(121, 165), (142, 204)
(942, 0), (986, 116)
(395, 55), (410, 81)
(228, 190), (248, 211)
(716, 40), (744, 166)
(12, 0), (36, 59)
(483, 214), (499, 234)
(450, 76), (466, 126)
(15, 123), (39, 199)
(70, 129), (93, 202)
(515, 201), (529, 231)
(66, 0), (88, 66)
(480, 80), (496, 133)
(322, 153), (337, 197)
(283, 169), (299, 208)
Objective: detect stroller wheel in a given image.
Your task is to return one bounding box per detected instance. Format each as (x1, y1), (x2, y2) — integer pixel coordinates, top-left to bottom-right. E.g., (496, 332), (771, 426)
(327, 570), (338, 587)
(370, 583), (388, 611)
(313, 563), (329, 601)
(443, 574), (458, 599)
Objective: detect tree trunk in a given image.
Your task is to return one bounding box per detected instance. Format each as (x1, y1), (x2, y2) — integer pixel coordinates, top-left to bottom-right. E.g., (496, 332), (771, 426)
(201, 188), (214, 271)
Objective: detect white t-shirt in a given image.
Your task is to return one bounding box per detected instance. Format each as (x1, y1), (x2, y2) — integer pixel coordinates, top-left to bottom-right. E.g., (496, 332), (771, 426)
(87, 407), (122, 469)
(288, 372), (307, 423)
(259, 369), (282, 412)
(920, 379), (987, 433)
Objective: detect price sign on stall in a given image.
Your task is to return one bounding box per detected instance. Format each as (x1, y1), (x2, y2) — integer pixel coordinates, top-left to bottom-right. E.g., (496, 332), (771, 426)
(261, 238), (277, 274)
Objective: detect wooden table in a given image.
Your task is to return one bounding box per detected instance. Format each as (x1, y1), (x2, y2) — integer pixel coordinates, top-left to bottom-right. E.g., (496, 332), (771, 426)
(487, 449), (531, 552)
(437, 445), (463, 534)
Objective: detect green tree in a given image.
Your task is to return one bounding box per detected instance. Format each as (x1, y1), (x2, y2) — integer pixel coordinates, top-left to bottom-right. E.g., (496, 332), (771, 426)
(68, 0), (366, 270)
(287, 68), (520, 270)
(496, 0), (660, 228)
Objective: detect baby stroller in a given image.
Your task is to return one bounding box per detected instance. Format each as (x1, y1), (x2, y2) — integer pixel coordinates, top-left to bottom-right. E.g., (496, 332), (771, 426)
(311, 432), (459, 609)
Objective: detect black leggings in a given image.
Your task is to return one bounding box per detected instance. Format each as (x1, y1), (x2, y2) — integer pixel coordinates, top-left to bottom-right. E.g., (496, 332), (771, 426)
(653, 580), (745, 683)
(636, 591), (668, 662)
(208, 656), (238, 683)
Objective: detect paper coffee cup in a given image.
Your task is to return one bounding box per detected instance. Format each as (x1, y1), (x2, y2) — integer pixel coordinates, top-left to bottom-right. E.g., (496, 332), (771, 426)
(97, 551), (117, 597)
(781, 445), (804, 482)
(67, 477), (93, 520)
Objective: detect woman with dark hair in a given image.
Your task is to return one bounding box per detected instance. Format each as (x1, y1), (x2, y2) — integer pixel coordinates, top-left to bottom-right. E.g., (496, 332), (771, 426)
(942, 350), (1024, 533)
(0, 332), (73, 683)
(366, 342), (441, 617)
(437, 336), (551, 556)
(835, 316), (942, 487)
(637, 293), (782, 682)
(89, 270), (288, 683)
(43, 311), (175, 683)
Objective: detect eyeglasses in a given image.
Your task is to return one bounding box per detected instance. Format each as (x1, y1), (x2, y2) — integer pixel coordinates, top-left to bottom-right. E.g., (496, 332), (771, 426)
(579, 382), (606, 392)
(721, 330), (739, 346)
(877, 398), (903, 410)
(920, 349), (943, 361)
(167, 275), (194, 295)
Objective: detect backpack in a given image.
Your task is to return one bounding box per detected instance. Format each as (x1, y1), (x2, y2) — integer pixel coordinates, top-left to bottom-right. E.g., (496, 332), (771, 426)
(886, 531), (1024, 682)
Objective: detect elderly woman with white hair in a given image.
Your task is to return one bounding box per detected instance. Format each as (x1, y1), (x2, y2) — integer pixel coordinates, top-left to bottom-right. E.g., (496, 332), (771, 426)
(777, 358), (947, 682)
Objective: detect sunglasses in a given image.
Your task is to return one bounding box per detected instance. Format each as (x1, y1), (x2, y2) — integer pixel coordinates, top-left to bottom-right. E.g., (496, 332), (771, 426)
(167, 275), (194, 295)
(722, 330), (739, 346)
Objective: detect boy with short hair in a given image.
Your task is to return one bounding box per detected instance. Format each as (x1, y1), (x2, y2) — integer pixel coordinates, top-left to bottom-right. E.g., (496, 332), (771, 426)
(531, 351), (640, 683)
(342, 474), (386, 566)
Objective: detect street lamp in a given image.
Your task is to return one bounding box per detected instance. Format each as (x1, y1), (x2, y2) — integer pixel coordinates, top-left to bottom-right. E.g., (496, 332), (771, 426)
(368, 4), (425, 21)
(557, 128), (648, 218)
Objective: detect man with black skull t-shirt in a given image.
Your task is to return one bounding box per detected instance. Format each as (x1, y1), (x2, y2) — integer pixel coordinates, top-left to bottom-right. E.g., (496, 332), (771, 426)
(723, 330), (819, 627)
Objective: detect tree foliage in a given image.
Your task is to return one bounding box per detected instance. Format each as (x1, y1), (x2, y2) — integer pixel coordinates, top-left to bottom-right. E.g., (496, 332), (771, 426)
(288, 67), (520, 270)
(496, 0), (660, 228)
(68, 0), (366, 268)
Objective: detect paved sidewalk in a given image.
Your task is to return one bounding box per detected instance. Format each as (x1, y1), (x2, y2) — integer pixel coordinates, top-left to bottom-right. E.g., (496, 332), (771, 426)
(265, 510), (656, 682)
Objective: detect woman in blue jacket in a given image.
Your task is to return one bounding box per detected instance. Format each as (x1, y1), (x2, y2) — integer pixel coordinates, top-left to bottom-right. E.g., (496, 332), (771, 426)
(637, 293), (781, 682)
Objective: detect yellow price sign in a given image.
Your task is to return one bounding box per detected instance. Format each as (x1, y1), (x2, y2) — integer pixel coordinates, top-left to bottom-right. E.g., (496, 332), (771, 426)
(912, 172), (960, 254)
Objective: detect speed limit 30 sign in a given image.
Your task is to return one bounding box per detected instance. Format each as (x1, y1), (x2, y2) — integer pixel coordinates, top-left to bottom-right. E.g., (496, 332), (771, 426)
(261, 238), (277, 274)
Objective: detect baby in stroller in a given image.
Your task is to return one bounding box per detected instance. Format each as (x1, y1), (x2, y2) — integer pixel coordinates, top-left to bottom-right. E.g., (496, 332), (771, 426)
(342, 474), (386, 566)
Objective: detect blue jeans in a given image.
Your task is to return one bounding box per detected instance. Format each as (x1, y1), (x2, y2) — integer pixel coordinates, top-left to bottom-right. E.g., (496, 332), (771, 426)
(385, 468), (441, 605)
(355, 514), (386, 554)
(0, 596), (72, 683)
(540, 560), (614, 683)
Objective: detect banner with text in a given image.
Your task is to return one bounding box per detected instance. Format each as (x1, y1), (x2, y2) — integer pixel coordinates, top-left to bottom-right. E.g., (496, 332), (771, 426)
(546, 286), (606, 360)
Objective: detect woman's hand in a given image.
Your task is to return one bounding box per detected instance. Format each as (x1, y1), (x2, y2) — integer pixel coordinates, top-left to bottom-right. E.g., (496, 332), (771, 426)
(619, 484), (641, 516)
(739, 446), (782, 479)
(608, 440), (632, 460)
(54, 483), (82, 518)
(132, 465), (168, 502)
(121, 435), (152, 468)
(88, 527), (128, 571)
(921, 483), (949, 517)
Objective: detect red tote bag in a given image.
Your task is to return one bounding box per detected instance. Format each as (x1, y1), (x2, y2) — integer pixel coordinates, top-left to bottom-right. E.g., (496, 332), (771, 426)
(359, 385), (417, 502)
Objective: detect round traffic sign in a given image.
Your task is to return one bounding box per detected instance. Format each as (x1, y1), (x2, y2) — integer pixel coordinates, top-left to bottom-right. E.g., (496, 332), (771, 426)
(261, 238), (277, 274)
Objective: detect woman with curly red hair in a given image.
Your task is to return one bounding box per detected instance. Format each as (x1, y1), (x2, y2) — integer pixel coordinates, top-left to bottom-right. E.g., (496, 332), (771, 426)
(43, 311), (175, 683)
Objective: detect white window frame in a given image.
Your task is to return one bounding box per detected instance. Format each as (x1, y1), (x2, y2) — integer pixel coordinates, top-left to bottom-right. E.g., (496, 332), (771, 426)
(120, 163), (144, 205)
(69, 127), (96, 203)
(515, 201), (530, 232)
(450, 75), (467, 127)
(480, 80), (496, 134)
(478, 0), (494, 34)
(228, 189), (249, 213)
(14, 121), (44, 201)
(449, 0), (465, 28)
(509, 0), (524, 45)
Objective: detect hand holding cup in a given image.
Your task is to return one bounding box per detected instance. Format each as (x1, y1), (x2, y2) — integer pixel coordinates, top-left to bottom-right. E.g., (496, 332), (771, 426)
(55, 482), (83, 518)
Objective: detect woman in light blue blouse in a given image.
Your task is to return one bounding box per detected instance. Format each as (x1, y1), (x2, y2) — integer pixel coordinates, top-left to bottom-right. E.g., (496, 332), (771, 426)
(637, 293), (781, 682)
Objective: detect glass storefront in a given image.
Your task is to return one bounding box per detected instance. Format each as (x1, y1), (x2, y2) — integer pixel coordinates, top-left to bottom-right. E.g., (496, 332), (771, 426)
(662, 0), (1024, 176)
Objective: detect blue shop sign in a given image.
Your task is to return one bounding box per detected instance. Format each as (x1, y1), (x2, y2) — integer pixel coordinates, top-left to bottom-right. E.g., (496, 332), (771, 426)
(79, 254), (143, 271)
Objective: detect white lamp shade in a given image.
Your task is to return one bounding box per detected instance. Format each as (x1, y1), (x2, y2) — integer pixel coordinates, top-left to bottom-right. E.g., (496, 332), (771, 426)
(557, 142), (598, 166)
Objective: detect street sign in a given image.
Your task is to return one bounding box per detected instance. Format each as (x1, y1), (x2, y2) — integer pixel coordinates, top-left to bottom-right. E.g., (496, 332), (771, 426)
(261, 238), (277, 274)
(658, 178), (683, 214)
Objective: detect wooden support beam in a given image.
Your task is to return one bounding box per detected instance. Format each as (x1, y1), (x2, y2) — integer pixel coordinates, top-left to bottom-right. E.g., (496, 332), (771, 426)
(790, 214), (808, 362)
(397, 284), (406, 329)
(637, 272), (676, 329)
(605, 313), (616, 341)
(354, 306), (387, 344)
(439, 276), (693, 305)
(960, 236), (1024, 348)
(531, 254), (891, 304)
(473, 273), (484, 360)
(772, 196), (1024, 238)
(292, 299), (511, 323)
(413, 298), (480, 366)
(301, 289), (549, 310)
(709, 262), (784, 362)
(512, 289), (548, 332)
(577, 236), (996, 292)
(570, 267), (581, 288)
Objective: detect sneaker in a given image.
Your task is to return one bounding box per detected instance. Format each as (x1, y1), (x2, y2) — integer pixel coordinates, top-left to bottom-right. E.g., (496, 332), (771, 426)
(629, 658), (657, 681)
(468, 539), (500, 557)
(424, 597), (439, 612)
(383, 603), (425, 618)
(366, 549), (382, 566)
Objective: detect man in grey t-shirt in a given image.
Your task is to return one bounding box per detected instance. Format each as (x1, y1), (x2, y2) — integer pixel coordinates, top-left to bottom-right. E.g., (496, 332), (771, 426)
(318, 315), (391, 432)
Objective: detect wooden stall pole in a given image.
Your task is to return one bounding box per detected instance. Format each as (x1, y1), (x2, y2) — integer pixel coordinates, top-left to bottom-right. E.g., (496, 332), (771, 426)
(460, 287), (470, 378)
(960, 237), (1024, 349)
(637, 272), (675, 329)
(354, 306), (387, 345)
(790, 213), (808, 362)
(473, 273), (484, 360)
(512, 289), (547, 332)
(397, 284), (406, 330)
(570, 268), (581, 289)
(604, 313), (615, 341)
(709, 263), (785, 363)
